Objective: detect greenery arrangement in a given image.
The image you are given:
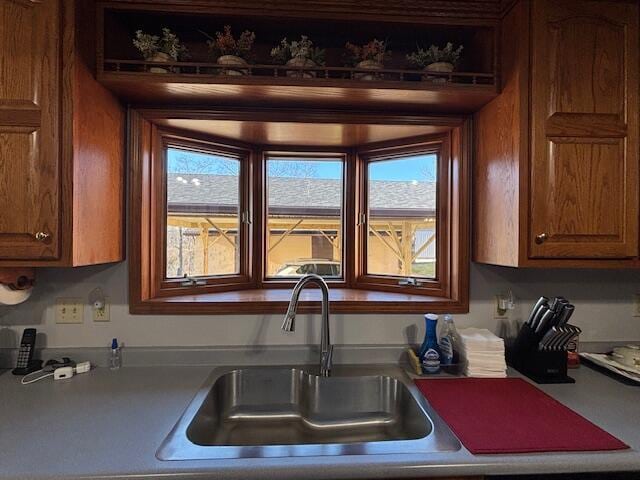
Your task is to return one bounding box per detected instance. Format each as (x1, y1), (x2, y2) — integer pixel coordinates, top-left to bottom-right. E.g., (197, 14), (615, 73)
(133, 28), (188, 61)
(270, 36), (325, 65)
(344, 39), (390, 66)
(131, 26), (469, 79)
(406, 42), (463, 68)
(204, 25), (256, 60)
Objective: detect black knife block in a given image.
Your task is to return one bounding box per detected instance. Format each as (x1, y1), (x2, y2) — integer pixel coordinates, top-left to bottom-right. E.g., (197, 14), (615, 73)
(507, 324), (574, 384)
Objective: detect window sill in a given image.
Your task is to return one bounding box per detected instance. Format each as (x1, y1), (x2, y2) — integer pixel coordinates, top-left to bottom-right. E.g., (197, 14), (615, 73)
(130, 288), (469, 315)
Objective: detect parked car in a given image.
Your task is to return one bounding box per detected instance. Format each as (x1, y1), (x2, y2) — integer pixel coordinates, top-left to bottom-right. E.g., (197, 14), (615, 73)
(275, 259), (341, 277)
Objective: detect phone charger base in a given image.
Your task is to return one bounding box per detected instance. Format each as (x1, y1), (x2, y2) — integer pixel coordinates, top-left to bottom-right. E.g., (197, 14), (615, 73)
(12, 359), (42, 376)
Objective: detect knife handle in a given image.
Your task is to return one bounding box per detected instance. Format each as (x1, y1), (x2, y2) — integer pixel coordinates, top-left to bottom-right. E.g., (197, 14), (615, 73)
(526, 297), (548, 325)
(530, 305), (550, 330)
(535, 309), (555, 334)
(557, 304), (575, 326)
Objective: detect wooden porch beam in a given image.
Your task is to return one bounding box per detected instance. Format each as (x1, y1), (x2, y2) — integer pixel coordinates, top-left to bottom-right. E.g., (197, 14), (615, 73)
(319, 230), (339, 249)
(385, 222), (404, 256)
(369, 226), (404, 263)
(411, 232), (436, 263)
(205, 218), (235, 248)
(268, 218), (304, 253)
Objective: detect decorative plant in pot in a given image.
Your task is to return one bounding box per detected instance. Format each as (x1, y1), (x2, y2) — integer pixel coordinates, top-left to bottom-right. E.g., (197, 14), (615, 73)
(270, 36), (325, 78)
(345, 39), (390, 81)
(203, 25), (256, 76)
(406, 42), (463, 83)
(133, 28), (188, 73)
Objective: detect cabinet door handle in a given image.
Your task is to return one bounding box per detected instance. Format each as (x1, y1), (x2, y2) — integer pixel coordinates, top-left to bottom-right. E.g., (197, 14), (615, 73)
(535, 233), (548, 245)
(34, 231), (50, 242)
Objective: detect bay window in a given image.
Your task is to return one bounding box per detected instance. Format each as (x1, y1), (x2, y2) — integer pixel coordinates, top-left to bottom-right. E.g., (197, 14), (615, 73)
(129, 109), (469, 314)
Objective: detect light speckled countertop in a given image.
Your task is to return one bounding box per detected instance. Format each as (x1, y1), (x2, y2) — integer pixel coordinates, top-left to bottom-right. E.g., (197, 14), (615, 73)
(0, 364), (638, 480)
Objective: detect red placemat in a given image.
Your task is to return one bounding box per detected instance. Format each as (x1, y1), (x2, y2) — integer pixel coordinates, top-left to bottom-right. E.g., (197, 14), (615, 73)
(415, 378), (629, 454)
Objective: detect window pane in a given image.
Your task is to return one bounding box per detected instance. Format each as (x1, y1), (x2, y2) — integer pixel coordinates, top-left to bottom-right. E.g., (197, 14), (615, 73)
(367, 154), (437, 279)
(165, 147), (240, 278)
(266, 156), (344, 278)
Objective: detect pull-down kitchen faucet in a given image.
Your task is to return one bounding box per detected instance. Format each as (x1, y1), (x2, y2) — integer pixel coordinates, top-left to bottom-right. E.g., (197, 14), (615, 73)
(281, 273), (333, 377)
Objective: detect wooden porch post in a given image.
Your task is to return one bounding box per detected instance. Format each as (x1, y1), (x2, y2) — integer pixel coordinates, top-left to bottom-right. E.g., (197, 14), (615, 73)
(201, 226), (209, 274)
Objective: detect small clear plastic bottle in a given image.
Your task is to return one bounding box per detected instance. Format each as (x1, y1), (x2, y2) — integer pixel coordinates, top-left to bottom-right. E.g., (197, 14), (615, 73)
(109, 338), (122, 370)
(439, 314), (459, 365)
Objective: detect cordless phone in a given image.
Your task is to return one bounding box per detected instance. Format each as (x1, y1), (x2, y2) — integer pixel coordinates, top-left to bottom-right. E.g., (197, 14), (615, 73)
(12, 328), (42, 375)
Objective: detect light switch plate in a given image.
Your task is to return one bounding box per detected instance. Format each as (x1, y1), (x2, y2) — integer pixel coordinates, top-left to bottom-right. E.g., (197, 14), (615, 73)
(55, 298), (84, 324)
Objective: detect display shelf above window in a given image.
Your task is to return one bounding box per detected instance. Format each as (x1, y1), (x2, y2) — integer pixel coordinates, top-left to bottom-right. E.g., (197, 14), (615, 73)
(97, 4), (499, 112)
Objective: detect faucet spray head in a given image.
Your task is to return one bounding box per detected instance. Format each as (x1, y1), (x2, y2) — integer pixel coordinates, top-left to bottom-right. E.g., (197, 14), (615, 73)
(282, 311), (296, 332)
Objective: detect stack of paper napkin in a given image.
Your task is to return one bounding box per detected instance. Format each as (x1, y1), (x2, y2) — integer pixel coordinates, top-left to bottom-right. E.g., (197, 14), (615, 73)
(458, 328), (507, 378)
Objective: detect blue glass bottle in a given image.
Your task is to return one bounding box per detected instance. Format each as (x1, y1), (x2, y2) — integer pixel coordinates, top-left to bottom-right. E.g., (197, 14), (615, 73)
(418, 313), (441, 373)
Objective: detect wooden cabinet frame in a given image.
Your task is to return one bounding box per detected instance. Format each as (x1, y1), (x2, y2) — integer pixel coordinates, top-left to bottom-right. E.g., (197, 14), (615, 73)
(129, 107), (471, 315)
(473, 0), (640, 268)
(0, 0), (61, 261)
(0, 0), (125, 267)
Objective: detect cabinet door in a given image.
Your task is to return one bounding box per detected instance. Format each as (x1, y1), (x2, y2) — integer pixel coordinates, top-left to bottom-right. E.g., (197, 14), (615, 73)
(0, 0), (60, 259)
(530, 0), (639, 259)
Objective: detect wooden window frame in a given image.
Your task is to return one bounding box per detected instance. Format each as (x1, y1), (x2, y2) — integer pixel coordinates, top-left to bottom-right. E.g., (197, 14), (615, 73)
(149, 128), (257, 298)
(258, 148), (351, 289)
(129, 108), (470, 315)
(355, 135), (451, 297)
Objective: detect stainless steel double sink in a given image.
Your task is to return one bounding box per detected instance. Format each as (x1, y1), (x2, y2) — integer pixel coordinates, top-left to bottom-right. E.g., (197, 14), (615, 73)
(157, 365), (460, 460)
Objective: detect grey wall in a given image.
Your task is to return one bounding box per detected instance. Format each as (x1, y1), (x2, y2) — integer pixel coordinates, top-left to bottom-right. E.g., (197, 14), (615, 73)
(1, 261), (639, 349)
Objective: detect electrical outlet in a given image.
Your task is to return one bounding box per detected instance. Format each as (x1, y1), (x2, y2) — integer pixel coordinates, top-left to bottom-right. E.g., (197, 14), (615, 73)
(495, 290), (515, 319)
(55, 298), (84, 324)
(633, 294), (640, 317)
(93, 297), (110, 322)
(494, 295), (509, 319)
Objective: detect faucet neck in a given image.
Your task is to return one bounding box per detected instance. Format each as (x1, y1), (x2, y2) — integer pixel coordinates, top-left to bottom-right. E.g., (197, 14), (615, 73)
(281, 274), (332, 376)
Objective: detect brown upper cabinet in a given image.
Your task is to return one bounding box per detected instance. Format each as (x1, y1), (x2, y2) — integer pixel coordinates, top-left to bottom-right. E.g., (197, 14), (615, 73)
(0, 0), (61, 261)
(474, 0), (639, 267)
(0, 0), (125, 267)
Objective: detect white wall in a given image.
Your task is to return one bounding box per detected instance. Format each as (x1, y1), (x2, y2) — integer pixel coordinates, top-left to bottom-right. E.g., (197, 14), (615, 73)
(0, 261), (639, 348)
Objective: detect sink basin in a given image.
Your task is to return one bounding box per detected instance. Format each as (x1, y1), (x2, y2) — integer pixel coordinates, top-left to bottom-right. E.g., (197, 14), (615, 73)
(189, 368), (427, 446)
(157, 365), (460, 460)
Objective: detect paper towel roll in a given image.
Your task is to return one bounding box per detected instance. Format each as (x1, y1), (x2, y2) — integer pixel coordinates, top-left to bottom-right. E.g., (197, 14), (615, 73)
(0, 284), (32, 305)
